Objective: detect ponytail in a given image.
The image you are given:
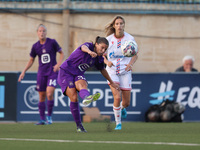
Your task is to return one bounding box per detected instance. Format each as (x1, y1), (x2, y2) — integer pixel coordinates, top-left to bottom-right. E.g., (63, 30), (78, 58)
(95, 36), (109, 46)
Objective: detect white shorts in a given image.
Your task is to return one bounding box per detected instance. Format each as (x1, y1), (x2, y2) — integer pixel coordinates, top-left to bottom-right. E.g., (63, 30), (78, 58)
(107, 72), (132, 91)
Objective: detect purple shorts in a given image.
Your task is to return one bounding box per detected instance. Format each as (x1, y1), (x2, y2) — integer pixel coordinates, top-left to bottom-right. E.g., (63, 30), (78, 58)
(58, 68), (87, 96)
(36, 72), (58, 92)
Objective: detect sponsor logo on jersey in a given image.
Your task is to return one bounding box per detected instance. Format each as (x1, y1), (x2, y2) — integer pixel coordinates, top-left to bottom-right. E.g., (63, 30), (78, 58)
(41, 54), (50, 64)
(109, 52), (124, 58)
(78, 63), (90, 72)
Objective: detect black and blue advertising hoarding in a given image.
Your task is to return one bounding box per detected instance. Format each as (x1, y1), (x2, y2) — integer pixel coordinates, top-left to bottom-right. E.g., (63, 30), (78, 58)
(16, 72), (200, 122)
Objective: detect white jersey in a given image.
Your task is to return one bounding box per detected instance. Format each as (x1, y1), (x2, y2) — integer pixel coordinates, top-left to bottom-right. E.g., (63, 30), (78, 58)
(105, 32), (136, 75)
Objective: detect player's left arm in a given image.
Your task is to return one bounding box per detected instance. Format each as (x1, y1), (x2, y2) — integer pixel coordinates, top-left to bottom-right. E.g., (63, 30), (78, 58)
(103, 55), (114, 67)
(53, 50), (64, 72)
(125, 54), (138, 71)
(53, 39), (65, 72)
(100, 69), (120, 90)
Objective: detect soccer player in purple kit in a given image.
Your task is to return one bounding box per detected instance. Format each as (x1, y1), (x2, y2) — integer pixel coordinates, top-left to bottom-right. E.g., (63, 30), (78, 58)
(58, 36), (119, 132)
(18, 24), (64, 125)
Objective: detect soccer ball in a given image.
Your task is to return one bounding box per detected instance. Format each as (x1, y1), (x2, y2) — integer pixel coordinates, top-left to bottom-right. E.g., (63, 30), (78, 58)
(121, 40), (138, 57)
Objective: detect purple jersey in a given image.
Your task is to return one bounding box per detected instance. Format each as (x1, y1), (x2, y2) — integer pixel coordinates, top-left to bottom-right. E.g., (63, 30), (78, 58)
(30, 38), (62, 76)
(60, 42), (104, 75)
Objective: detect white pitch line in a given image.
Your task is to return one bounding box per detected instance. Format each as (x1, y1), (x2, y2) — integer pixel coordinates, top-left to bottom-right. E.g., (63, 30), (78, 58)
(20, 81), (141, 84)
(20, 111), (141, 115)
(0, 138), (200, 147)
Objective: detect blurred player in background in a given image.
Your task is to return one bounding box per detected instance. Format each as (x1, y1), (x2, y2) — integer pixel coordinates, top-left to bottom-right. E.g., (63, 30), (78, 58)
(18, 24), (64, 125)
(175, 55), (198, 72)
(103, 15), (138, 130)
(57, 36), (119, 132)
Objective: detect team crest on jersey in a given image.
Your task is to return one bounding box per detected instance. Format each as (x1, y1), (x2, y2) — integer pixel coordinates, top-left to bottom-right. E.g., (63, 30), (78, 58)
(42, 49), (46, 53)
(112, 41), (114, 44)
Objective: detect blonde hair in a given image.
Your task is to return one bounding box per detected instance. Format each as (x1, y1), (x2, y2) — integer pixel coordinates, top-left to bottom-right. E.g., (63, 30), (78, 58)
(37, 24), (47, 32)
(104, 15), (125, 36)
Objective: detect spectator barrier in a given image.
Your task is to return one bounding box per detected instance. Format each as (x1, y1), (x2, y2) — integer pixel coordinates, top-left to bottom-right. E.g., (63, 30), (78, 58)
(0, 0), (200, 14)
(1, 72), (200, 122)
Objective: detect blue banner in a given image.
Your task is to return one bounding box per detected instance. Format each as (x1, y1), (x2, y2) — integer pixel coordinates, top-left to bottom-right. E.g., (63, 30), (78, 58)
(17, 72), (200, 122)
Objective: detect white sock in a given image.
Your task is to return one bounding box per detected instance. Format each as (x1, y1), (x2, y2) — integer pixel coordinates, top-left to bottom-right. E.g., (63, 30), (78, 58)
(113, 105), (121, 125)
(120, 102), (125, 110)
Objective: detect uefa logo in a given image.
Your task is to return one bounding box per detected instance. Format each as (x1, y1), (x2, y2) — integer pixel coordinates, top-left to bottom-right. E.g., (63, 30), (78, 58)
(24, 85), (39, 110)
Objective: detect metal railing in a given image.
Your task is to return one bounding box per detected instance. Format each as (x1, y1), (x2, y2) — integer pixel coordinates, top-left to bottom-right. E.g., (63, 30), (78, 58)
(0, 0), (200, 14)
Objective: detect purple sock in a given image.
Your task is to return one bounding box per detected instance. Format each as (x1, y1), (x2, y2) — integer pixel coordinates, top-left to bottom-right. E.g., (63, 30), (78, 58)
(70, 101), (82, 127)
(47, 100), (54, 116)
(38, 102), (46, 120)
(79, 89), (90, 99)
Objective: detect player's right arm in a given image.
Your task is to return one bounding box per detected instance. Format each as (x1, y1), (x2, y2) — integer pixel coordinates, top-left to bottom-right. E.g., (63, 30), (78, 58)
(18, 57), (35, 82)
(81, 45), (97, 58)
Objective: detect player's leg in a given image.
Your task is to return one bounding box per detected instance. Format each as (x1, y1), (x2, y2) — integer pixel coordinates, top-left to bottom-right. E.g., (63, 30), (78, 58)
(35, 76), (48, 125)
(66, 87), (87, 132)
(46, 86), (55, 124)
(108, 74), (122, 130)
(109, 84), (121, 130)
(57, 69), (86, 132)
(119, 73), (132, 119)
(46, 74), (57, 124)
(121, 90), (131, 119)
(75, 75), (100, 106)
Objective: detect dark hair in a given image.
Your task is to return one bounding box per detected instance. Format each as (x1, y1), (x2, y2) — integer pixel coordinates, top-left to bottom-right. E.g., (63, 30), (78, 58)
(95, 36), (109, 46)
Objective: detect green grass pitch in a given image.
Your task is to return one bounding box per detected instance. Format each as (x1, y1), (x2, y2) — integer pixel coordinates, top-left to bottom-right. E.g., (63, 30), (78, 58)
(0, 122), (200, 150)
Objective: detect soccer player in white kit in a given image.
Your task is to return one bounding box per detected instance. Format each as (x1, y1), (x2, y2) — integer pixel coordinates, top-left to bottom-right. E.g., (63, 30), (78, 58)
(103, 15), (138, 130)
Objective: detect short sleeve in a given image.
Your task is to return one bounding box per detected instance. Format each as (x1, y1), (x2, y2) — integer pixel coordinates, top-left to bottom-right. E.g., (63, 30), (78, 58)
(30, 45), (36, 58)
(53, 39), (62, 52)
(83, 42), (94, 51)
